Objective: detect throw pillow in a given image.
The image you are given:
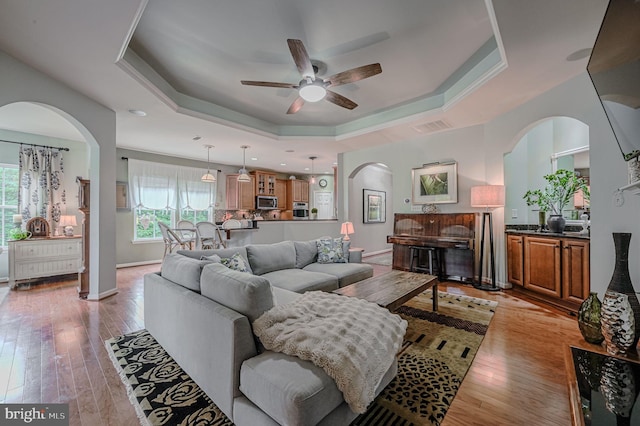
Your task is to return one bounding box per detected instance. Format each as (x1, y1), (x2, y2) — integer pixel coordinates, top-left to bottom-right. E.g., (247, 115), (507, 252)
(316, 237), (347, 264)
(200, 254), (222, 263)
(221, 252), (251, 273)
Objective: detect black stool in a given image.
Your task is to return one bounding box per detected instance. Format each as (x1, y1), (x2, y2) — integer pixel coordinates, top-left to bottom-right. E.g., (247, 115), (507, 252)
(409, 246), (440, 276)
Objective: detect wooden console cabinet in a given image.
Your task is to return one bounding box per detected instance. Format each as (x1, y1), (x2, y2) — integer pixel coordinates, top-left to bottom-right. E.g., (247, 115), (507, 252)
(507, 232), (589, 312)
(8, 237), (82, 289)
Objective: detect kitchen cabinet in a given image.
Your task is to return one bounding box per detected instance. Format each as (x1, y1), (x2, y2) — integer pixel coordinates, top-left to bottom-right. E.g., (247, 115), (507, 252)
(507, 231), (589, 312)
(226, 174), (255, 210)
(9, 237), (82, 288)
(251, 171), (276, 196)
(275, 179), (287, 209)
(286, 179), (309, 209)
(506, 234), (524, 286)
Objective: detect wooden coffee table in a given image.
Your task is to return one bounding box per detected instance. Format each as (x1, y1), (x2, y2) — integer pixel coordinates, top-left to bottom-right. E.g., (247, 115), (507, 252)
(333, 270), (438, 312)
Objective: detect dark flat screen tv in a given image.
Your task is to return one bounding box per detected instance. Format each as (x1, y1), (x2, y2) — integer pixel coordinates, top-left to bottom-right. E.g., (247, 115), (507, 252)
(587, 0), (640, 161)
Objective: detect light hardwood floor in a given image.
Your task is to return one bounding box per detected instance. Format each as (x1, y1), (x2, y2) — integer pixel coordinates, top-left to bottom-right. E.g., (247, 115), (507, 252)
(0, 261), (594, 425)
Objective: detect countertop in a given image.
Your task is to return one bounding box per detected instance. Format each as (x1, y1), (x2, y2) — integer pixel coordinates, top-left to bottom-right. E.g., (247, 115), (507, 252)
(505, 229), (590, 240)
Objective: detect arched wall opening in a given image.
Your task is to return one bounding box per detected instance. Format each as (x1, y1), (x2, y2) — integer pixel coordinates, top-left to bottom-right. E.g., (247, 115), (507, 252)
(1, 50), (117, 300)
(347, 162), (394, 255)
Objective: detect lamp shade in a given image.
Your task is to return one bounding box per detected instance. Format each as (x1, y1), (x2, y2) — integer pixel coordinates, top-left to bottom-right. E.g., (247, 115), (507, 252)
(470, 185), (505, 208)
(341, 221), (354, 235)
(59, 215), (77, 227)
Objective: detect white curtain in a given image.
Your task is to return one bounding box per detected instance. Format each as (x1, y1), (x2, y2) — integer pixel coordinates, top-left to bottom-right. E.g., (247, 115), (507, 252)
(18, 145), (66, 231)
(178, 167), (217, 210)
(128, 159), (178, 210)
(128, 158), (216, 211)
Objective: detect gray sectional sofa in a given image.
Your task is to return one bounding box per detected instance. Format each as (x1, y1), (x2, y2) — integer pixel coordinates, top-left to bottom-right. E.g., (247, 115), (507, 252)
(144, 239), (395, 426)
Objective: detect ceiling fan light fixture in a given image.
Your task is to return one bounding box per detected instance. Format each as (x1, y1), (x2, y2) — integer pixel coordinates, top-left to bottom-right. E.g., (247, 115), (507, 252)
(201, 144), (217, 183)
(299, 80), (326, 102)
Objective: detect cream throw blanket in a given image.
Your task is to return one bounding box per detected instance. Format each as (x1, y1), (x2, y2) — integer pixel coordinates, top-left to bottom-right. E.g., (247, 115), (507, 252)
(252, 291), (408, 413)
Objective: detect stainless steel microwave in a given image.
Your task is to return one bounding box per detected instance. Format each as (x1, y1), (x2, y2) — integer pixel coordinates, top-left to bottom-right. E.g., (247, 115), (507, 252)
(256, 196), (278, 210)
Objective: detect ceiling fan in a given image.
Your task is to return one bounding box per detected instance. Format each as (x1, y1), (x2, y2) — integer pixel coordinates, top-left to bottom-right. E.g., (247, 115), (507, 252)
(241, 39), (382, 114)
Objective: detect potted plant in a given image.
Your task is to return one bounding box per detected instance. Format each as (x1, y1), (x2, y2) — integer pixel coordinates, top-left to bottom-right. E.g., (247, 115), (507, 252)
(9, 228), (31, 240)
(310, 207), (318, 220)
(523, 169), (590, 233)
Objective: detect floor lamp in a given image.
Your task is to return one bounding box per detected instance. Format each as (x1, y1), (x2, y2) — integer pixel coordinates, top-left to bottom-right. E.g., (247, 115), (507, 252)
(471, 185), (505, 291)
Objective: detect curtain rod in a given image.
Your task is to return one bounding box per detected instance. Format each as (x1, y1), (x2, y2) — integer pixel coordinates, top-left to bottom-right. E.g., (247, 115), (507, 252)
(121, 156), (222, 172)
(0, 139), (70, 152)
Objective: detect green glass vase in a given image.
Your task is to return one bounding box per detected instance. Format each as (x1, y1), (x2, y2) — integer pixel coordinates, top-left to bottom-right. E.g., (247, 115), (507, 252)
(578, 292), (605, 344)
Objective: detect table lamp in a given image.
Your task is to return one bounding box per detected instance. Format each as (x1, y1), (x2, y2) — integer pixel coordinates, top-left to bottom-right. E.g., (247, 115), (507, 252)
(59, 215), (77, 237)
(341, 221), (354, 241)
(470, 185), (505, 291)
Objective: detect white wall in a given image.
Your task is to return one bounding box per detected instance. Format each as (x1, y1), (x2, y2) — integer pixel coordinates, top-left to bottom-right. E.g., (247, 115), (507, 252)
(348, 163), (394, 254)
(341, 72), (639, 294)
(1, 50), (117, 300)
(0, 131), (88, 280)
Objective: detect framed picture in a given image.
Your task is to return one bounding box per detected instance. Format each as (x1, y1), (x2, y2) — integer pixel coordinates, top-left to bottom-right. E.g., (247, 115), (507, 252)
(116, 181), (130, 210)
(411, 162), (458, 204)
(363, 189), (386, 223)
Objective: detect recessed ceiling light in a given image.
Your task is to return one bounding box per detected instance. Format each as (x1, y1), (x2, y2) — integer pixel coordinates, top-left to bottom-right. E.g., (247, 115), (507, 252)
(280, 163), (287, 166)
(285, 149), (295, 153)
(192, 136), (202, 141)
(128, 109), (147, 116)
(304, 167), (310, 171)
(251, 157), (258, 161)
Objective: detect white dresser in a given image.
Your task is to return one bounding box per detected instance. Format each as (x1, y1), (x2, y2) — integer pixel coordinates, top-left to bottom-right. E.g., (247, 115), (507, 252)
(8, 237), (82, 288)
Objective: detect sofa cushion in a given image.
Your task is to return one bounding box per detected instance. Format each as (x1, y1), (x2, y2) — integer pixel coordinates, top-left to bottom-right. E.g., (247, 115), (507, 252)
(261, 269), (339, 292)
(221, 252), (251, 273)
(200, 263), (274, 323)
(200, 254), (222, 263)
(246, 241), (296, 275)
(240, 351), (344, 426)
(178, 247), (253, 274)
(294, 240), (318, 269)
(302, 262), (374, 288)
(316, 237), (347, 263)
(160, 253), (212, 292)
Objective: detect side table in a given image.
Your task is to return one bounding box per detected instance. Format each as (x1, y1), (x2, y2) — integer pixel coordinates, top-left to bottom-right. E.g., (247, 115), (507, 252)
(348, 247), (364, 263)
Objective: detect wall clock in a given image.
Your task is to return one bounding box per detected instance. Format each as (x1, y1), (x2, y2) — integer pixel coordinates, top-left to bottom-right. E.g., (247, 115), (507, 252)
(319, 178), (328, 188)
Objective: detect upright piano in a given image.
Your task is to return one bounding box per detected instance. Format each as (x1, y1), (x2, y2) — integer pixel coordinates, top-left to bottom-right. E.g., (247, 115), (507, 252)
(386, 213), (478, 283)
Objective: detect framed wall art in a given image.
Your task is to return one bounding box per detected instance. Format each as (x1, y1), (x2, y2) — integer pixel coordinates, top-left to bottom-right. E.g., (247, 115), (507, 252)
(412, 162), (458, 204)
(116, 181), (130, 210)
(363, 189), (386, 223)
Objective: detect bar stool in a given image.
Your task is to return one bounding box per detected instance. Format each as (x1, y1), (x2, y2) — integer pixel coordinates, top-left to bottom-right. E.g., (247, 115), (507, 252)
(409, 246), (440, 276)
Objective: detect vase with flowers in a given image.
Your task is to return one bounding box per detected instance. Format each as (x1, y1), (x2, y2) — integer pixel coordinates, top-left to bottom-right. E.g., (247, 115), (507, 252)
(523, 169), (590, 233)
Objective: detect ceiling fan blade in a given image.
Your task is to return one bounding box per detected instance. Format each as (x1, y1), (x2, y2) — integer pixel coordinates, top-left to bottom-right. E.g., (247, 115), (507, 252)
(241, 80), (298, 89)
(287, 96), (305, 114)
(325, 63), (382, 87)
(325, 90), (358, 110)
(287, 39), (314, 78)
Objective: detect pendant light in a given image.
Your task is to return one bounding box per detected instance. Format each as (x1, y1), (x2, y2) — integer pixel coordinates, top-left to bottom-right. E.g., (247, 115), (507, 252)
(238, 145), (251, 182)
(309, 156), (317, 184)
(201, 144), (216, 183)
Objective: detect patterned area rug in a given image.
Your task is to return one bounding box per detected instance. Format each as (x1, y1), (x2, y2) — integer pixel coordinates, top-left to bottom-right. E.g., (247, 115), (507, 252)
(106, 291), (496, 426)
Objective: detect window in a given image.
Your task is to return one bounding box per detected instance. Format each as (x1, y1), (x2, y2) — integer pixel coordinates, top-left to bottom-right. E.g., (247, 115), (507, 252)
(0, 164), (19, 247)
(128, 159), (217, 241)
(179, 209), (210, 225)
(135, 209), (174, 241)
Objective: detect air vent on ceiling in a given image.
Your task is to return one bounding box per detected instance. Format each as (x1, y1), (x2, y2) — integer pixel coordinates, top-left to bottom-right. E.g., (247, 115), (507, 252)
(411, 119), (453, 134)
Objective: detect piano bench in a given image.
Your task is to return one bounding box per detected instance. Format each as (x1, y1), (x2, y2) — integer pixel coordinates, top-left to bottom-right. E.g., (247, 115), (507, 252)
(409, 246), (441, 276)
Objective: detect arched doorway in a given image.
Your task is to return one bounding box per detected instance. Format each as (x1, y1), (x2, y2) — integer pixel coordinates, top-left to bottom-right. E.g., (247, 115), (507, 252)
(347, 162), (394, 255)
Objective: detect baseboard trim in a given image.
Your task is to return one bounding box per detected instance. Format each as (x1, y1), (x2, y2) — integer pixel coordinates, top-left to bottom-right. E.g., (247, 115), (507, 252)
(87, 288), (119, 301)
(117, 259), (162, 269)
(362, 248), (392, 258)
